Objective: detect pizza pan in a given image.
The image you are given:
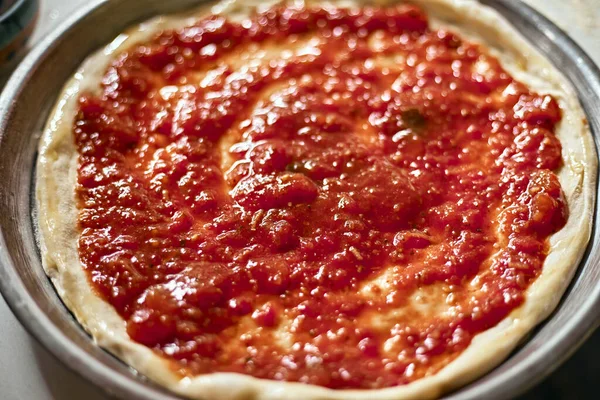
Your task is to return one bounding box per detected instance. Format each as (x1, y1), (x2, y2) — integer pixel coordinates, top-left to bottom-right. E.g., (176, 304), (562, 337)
(0, 0), (599, 399)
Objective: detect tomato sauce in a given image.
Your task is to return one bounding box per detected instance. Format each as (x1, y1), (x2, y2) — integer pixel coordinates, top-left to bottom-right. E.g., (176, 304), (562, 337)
(74, 3), (567, 388)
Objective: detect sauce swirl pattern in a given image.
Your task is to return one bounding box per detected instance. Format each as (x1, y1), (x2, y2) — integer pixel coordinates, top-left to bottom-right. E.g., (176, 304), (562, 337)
(75, 3), (566, 388)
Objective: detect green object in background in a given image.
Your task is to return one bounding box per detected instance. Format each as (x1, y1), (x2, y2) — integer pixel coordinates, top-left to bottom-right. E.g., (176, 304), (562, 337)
(0, 0), (39, 64)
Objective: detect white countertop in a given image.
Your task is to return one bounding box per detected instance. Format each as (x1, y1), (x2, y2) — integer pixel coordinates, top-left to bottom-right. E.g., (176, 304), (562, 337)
(1, 1), (599, 399)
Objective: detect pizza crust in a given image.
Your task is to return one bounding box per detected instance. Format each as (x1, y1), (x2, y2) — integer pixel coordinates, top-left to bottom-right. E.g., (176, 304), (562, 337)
(36, 1), (596, 399)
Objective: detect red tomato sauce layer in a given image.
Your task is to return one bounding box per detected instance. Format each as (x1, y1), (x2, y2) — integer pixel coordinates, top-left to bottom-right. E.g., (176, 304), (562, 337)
(74, 3), (567, 389)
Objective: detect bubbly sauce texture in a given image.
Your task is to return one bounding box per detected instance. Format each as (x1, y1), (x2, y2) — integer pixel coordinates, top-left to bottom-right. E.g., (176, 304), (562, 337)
(75, 3), (567, 389)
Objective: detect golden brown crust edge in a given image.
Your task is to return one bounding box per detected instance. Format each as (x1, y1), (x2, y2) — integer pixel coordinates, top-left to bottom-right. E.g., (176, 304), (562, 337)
(36, 1), (596, 399)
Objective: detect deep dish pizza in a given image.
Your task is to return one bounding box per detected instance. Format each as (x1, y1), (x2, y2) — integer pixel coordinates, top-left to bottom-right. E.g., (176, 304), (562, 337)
(36, 0), (595, 399)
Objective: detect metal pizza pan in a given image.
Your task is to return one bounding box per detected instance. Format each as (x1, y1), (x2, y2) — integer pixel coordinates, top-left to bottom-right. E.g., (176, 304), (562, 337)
(0, 1), (598, 399)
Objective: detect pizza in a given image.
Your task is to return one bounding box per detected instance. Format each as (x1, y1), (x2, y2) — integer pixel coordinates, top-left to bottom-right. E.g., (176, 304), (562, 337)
(36, 0), (595, 399)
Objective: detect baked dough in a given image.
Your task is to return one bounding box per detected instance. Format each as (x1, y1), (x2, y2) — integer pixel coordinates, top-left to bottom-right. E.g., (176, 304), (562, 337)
(36, 1), (596, 399)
